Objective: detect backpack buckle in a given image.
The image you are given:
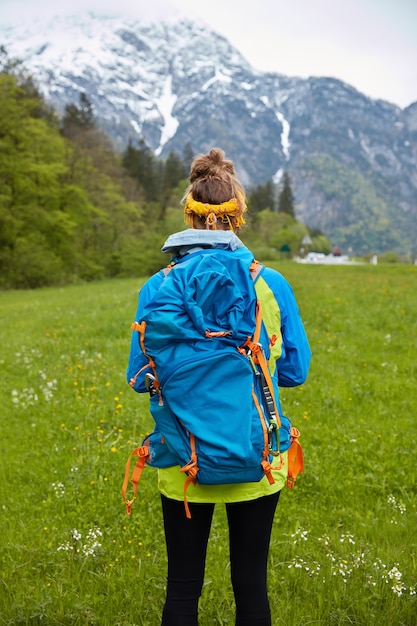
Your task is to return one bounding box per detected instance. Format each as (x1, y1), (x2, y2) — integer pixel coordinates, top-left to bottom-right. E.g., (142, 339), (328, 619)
(268, 419), (280, 456)
(247, 352), (260, 376)
(145, 373), (159, 397)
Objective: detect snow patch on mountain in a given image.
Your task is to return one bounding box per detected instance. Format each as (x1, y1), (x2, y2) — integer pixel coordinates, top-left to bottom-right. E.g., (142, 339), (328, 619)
(259, 95), (291, 162)
(276, 111), (291, 161)
(202, 67), (232, 91)
(272, 168), (284, 185)
(155, 75), (179, 156)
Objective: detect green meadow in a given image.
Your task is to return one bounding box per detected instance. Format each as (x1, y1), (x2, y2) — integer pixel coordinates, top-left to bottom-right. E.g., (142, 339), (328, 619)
(0, 262), (416, 625)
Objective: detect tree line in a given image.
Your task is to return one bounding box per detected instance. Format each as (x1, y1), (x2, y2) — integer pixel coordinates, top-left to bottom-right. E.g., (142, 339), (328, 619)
(0, 51), (330, 289)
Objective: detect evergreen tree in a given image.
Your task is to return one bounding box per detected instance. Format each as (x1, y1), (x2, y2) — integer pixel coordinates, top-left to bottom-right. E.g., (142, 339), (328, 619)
(248, 180), (276, 216)
(122, 139), (160, 203)
(62, 92), (95, 137)
(182, 142), (194, 173)
(278, 172), (295, 217)
(0, 45), (18, 73)
(160, 151), (187, 211)
(163, 151), (187, 191)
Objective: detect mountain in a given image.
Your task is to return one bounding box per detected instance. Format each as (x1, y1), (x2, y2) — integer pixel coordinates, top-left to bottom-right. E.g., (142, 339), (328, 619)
(1, 12), (416, 255)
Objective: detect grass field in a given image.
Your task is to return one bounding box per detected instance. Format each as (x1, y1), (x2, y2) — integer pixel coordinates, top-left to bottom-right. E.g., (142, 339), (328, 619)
(0, 262), (416, 625)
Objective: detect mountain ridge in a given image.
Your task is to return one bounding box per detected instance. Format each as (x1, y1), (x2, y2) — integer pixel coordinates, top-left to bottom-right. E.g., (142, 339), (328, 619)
(1, 12), (416, 255)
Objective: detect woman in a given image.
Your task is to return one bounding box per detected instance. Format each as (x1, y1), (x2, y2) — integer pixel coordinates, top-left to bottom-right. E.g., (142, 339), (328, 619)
(127, 148), (311, 626)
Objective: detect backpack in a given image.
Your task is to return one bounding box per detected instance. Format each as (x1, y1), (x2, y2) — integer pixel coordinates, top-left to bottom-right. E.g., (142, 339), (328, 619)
(122, 249), (303, 518)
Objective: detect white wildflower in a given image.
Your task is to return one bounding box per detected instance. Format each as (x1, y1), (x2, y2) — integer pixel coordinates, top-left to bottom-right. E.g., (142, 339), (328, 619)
(352, 551), (366, 569)
(42, 379), (58, 401)
(382, 564), (407, 597)
(57, 541), (72, 552)
(291, 527), (309, 544)
(340, 532), (355, 545)
(332, 559), (352, 583)
(52, 482), (65, 498)
(82, 527), (103, 557)
(318, 534), (330, 546)
(57, 526), (102, 558)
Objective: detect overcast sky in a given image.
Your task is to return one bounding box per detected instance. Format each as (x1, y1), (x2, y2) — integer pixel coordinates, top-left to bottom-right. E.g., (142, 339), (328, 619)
(1, 0), (416, 108)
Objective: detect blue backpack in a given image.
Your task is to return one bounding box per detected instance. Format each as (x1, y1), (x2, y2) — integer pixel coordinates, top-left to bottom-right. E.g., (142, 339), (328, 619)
(122, 249), (303, 517)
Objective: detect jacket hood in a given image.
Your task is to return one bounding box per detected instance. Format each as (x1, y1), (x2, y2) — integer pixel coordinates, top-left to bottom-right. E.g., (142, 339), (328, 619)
(161, 229), (244, 255)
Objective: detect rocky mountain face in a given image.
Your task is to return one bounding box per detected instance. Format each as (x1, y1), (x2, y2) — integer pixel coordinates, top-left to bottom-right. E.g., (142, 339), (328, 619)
(1, 12), (416, 255)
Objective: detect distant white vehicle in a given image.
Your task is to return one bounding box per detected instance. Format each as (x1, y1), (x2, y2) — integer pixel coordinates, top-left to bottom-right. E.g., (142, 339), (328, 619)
(296, 252), (359, 265)
(305, 252), (326, 262)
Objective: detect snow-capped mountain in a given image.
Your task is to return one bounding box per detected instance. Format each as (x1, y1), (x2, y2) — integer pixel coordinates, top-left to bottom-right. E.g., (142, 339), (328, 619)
(1, 12), (417, 254)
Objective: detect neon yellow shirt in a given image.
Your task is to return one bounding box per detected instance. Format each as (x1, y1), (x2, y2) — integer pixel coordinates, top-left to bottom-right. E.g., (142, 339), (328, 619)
(158, 451), (288, 503)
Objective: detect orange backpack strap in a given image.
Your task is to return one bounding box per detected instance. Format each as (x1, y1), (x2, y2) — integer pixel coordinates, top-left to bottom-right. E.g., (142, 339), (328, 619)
(247, 300), (281, 429)
(252, 389), (275, 483)
(286, 427), (304, 488)
(131, 321), (148, 359)
(163, 260), (177, 275)
(249, 259), (263, 281)
(130, 321), (161, 392)
(122, 445), (150, 515)
(179, 434), (199, 519)
(128, 361), (153, 388)
(241, 298), (281, 462)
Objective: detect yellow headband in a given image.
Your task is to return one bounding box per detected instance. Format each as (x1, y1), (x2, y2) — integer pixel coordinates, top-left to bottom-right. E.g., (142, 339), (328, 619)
(184, 193), (247, 230)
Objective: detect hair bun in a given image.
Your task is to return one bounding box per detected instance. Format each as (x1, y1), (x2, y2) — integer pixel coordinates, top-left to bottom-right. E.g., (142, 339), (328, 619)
(190, 147), (235, 182)
(208, 148), (224, 166)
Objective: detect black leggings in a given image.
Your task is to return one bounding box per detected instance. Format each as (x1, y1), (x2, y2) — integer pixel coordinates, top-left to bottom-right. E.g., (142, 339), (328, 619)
(160, 491), (280, 626)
